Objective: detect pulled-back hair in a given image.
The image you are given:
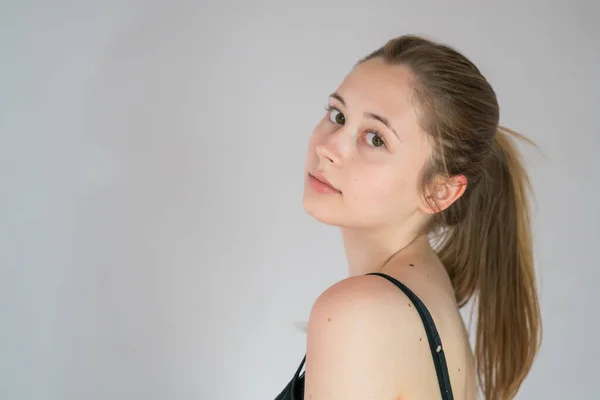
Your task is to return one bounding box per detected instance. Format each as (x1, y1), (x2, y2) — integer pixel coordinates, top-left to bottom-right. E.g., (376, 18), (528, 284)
(359, 35), (542, 400)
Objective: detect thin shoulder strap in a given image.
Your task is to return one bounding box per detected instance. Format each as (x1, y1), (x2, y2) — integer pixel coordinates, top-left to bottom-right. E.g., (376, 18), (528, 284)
(274, 356), (306, 400)
(367, 272), (454, 400)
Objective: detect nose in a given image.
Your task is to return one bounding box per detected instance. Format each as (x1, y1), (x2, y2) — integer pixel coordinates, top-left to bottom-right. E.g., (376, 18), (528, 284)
(315, 125), (355, 166)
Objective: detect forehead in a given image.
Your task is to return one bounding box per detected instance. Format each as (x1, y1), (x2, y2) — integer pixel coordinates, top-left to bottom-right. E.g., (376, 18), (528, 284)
(336, 58), (418, 122)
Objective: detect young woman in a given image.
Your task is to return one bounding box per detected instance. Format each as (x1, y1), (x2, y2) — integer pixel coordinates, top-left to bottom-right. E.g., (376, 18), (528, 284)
(275, 35), (541, 400)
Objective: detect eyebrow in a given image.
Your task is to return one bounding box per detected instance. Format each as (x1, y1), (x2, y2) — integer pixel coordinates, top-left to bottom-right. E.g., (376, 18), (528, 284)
(329, 92), (401, 141)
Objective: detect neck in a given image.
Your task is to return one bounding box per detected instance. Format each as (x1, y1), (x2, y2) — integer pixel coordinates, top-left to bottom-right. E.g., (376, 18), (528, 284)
(340, 225), (432, 277)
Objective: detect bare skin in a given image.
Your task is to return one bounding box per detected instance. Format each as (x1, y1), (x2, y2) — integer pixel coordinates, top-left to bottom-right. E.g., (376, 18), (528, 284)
(302, 58), (476, 399)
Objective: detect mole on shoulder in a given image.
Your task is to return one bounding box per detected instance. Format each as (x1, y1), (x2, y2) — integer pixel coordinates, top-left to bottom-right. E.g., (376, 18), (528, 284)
(327, 317), (332, 322)
(409, 263), (414, 267)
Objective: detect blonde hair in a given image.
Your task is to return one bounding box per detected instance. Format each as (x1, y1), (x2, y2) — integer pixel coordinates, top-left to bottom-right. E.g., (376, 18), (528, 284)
(359, 35), (542, 400)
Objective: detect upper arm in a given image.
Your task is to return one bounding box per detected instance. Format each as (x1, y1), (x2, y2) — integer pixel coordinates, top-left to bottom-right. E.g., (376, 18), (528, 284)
(304, 275), (427, 400)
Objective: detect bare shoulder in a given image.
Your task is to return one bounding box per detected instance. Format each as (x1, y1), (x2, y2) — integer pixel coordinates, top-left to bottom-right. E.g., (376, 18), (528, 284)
(309, 274), (424, 331)
(304, 274), (435, 399)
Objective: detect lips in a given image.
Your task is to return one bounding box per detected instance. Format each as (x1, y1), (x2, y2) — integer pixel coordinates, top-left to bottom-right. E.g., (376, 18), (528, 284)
(309, 172), (341, 193)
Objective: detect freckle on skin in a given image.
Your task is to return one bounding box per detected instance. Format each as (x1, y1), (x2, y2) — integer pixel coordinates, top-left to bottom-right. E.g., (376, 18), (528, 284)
(327, 317), (332, 322)
(409, 264), (414, 267)
(408, 303), (411, 307)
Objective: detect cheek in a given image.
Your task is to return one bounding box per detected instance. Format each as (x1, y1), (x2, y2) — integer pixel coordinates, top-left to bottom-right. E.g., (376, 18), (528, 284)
(347, 168), (393, 203)
(346, 165), (420, 214)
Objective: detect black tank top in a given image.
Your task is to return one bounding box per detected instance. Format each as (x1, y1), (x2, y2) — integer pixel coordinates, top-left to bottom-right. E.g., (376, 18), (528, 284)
(274, 272), (454, 400)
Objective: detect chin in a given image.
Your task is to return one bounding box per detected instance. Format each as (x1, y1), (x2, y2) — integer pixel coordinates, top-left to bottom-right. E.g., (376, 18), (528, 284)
(302, 191), (397, 230)
(302, 190), (347, 227)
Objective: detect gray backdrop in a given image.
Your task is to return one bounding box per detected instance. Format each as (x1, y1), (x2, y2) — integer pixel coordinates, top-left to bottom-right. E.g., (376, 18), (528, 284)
(1, 0), (598, 399)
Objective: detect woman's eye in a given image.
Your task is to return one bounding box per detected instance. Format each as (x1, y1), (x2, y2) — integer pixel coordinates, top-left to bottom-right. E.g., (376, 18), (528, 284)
(365, 131), (385, 148)
(328, 109), (345, 125)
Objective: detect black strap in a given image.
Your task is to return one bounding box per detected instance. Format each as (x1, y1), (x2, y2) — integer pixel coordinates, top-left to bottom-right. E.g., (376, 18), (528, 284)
(290, 355), (306, 395)
(367, 272), (454, 400)
(274, 356), (305, 400)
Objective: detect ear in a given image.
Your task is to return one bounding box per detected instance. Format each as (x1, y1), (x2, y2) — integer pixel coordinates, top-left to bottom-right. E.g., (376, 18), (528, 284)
(419, 174), (467, 214)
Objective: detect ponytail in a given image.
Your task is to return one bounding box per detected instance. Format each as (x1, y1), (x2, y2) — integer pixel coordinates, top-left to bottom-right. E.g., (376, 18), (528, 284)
(434, 126), (542, 399)
(359, 34), (542, 398)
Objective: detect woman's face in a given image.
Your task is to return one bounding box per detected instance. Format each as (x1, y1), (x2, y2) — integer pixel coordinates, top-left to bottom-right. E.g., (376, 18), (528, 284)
(303, 58), (433, 230)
